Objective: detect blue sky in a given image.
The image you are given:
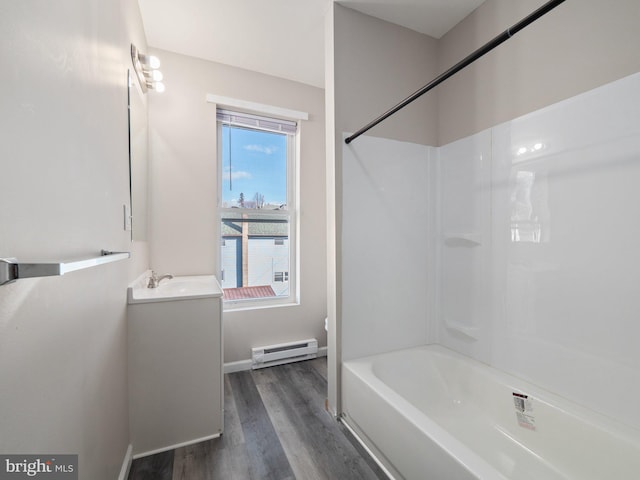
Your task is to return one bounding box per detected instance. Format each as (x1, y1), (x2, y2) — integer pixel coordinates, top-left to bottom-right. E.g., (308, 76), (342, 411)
(221, 125), (287, 208)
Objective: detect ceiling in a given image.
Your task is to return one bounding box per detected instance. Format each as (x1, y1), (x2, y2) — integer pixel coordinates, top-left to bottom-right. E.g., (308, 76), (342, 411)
(137, 0), (485, 89)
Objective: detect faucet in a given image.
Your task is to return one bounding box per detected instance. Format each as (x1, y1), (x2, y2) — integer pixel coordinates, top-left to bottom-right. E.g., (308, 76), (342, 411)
(147, 270), (173, 288)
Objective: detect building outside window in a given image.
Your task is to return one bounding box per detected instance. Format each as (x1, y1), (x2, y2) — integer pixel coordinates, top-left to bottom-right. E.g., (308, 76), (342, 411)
(217, 108), (297, 306)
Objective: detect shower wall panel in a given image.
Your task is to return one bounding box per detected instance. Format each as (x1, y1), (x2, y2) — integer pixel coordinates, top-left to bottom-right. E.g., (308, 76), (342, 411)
(438, 72), (640, 430)
(438, 130), (492, 361)
(342, 135), (435, 361)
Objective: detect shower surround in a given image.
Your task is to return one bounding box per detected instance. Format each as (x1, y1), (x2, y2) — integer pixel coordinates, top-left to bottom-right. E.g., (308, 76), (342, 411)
(341, 73), (640, 477)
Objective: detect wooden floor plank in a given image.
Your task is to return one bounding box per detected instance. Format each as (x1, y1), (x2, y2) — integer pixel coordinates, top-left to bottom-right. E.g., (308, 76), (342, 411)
(222, 374), (246, 448)
(309, 354), (328, 381)
(128, 450), (173, 480)
(254, 376), (329, 480)
(337, 419), (391, 478)
(228, 370), (296, 480)
(171, 440), (216, 480)
(263, 361), (387, 480)
(129, 357), (387, 480)
(171, 376), (253, 480)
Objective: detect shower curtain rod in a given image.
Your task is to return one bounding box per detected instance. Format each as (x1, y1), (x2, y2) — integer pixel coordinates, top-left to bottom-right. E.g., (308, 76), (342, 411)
(344, 0), (566, 145)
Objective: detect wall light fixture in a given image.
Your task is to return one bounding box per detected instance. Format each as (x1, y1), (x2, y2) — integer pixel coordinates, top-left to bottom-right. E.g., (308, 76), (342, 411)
(131, 44), (165, 93)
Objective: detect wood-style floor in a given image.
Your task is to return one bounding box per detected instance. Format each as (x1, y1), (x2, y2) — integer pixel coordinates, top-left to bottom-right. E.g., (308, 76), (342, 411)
(128, 357), (388, 480)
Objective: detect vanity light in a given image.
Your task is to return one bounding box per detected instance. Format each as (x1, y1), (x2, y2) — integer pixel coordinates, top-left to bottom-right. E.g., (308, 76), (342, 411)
(147, 55), (161, 70)
(131, 44), (165, 93)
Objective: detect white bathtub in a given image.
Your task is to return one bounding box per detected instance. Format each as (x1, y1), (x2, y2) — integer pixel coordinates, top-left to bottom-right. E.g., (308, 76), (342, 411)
(342, 345), (640, 480)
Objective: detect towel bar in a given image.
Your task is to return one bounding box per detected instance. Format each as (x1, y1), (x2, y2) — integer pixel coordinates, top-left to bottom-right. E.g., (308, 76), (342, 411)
(0, 250), (130, 286)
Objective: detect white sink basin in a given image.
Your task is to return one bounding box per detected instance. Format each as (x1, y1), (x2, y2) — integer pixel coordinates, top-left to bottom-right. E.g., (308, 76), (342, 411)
(127, 274), (223, 304)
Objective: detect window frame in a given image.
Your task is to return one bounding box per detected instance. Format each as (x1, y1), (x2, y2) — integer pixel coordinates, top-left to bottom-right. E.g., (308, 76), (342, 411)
(216, 107), (299, 310)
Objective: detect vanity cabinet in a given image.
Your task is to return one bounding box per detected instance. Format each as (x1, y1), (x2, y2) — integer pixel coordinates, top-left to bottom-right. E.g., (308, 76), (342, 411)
(127, 275), (223, 456)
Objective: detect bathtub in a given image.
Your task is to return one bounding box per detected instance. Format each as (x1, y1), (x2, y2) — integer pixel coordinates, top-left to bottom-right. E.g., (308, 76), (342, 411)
(342, 345), (640, 480)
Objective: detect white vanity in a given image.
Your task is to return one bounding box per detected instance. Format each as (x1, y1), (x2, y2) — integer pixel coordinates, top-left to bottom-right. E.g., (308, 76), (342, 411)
(127, 273), (223, 456)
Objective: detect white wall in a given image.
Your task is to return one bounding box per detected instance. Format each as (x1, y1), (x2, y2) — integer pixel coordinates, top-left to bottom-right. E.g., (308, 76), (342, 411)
(332, 5), (439, 146)
(438, 73), (640, 430)
(438, 130), (492, 361)
(147, 50), (327, 364)
(0, 0), (148, 477)
(328, 3), (439, 411)
(342, 136), (435, 360)
(437, 0), (640, 145)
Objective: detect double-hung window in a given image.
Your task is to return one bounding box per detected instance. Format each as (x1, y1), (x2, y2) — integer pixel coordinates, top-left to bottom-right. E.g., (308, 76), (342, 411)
(217, 108), (297, 307)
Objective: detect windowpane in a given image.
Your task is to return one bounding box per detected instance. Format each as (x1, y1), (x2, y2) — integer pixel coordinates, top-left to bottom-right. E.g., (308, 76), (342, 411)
(218, 108), (296, 306)
(220, 213), (290, 300)
(220, 125), (288, 210)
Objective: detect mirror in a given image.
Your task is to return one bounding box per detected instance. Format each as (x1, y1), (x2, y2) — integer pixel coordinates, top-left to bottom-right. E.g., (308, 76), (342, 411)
(128, 70), (149, 241)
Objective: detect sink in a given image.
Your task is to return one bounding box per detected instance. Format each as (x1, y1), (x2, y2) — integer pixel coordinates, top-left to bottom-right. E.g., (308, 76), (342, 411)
(127, 272), (224, 454)
(127, 273), (223, 304)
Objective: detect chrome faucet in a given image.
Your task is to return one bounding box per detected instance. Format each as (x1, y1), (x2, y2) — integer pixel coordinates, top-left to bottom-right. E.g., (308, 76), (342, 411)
(147, 270), (173, 288)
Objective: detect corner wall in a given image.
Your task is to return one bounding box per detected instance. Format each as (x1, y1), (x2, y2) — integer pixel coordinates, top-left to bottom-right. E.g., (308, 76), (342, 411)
(341, 136), (435, 361)
(331, 0), (640, 420)
(147, 50), (327, 364)
(0, 1), (148, 477)
(433, 0), (640, 430)
(333, 4), (439, 146)
(437, 0), (640, 145)
(329, 5), (440, 409)
(437, 73), (640, 430)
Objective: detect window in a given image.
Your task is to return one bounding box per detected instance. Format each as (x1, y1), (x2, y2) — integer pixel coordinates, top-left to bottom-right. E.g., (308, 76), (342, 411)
(217, 108), (297, 306)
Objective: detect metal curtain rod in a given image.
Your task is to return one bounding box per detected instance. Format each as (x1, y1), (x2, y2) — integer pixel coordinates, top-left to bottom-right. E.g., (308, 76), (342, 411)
(344, 0), (567, 144)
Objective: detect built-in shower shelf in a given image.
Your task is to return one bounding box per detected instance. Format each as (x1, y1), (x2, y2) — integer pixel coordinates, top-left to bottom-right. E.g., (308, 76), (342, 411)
(443, 233), (482, 247)
(0, 250), (130, 286)
(444, 318), (480, 340)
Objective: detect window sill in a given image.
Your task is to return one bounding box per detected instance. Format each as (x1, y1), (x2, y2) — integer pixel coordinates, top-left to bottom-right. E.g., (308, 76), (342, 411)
(223, 298), (300, 313)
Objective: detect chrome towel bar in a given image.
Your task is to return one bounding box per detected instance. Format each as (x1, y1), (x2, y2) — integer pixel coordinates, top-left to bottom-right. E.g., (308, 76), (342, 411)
(0, 250), (130, 286)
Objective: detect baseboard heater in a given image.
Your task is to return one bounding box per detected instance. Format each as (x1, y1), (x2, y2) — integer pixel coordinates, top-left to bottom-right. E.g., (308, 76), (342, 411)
(251, 338), (318, 369)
